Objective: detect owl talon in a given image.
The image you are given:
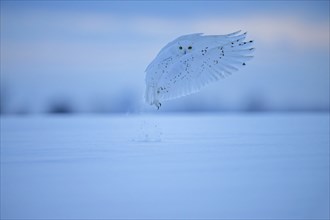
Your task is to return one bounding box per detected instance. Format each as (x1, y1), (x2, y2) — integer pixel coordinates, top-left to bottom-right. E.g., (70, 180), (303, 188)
(153, 101), (161, 110)
(156, 102), (162, 110)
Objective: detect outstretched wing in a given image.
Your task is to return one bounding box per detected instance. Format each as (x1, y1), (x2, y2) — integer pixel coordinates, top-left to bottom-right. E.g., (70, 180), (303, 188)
(156, 31), (254, 101)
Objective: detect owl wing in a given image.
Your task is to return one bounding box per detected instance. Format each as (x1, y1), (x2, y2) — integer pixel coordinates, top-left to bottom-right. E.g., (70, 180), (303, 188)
(145, 54), (176, 104)
(156, 32), (254, 101)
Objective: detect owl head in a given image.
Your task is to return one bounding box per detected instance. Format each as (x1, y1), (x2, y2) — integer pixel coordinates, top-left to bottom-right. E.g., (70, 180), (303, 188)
(177, 40), (194, 55)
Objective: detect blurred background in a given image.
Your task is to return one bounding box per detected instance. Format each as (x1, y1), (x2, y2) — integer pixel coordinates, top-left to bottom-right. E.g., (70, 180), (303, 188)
(0, 1), (329, 114)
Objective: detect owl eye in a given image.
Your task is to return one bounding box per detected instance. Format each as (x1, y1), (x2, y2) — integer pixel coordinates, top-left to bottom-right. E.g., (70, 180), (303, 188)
(188, 46), (192, 50)
(179, 46), (183, 50)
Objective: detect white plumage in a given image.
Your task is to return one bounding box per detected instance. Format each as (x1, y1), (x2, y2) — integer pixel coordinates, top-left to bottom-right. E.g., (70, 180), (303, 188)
(145, 31), (255, 109)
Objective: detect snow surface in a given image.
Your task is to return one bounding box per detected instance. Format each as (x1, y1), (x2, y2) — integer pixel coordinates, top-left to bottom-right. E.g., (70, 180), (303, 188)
(1, 113), (329, 219)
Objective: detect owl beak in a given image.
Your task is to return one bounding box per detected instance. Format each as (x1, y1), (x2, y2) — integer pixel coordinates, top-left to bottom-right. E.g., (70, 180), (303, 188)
(183, 50), (187, 55)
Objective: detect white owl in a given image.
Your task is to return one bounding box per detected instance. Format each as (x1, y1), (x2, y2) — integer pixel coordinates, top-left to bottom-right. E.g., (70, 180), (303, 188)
(145, 31), (254, 109)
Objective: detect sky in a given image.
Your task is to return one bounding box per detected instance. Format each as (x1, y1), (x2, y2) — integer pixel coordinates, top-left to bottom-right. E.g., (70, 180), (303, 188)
(0, 0), (329, 114)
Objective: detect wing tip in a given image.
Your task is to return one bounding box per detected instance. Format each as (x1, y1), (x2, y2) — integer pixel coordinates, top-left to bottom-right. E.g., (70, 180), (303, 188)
(227, 30), (242, 36)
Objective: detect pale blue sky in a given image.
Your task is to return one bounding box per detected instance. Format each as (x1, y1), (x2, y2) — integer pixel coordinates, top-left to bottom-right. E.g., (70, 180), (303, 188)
(1, 1), (329, 113)
(2, 1), (328, 19)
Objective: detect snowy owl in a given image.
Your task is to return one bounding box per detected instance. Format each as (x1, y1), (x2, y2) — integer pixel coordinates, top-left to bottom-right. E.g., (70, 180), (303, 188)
(145, 31), (254, 109)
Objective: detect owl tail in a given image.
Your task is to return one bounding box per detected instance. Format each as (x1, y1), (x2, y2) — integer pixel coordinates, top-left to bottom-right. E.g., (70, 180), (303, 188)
(145, 86), (154, 105)
(145, 86), (161, 109)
